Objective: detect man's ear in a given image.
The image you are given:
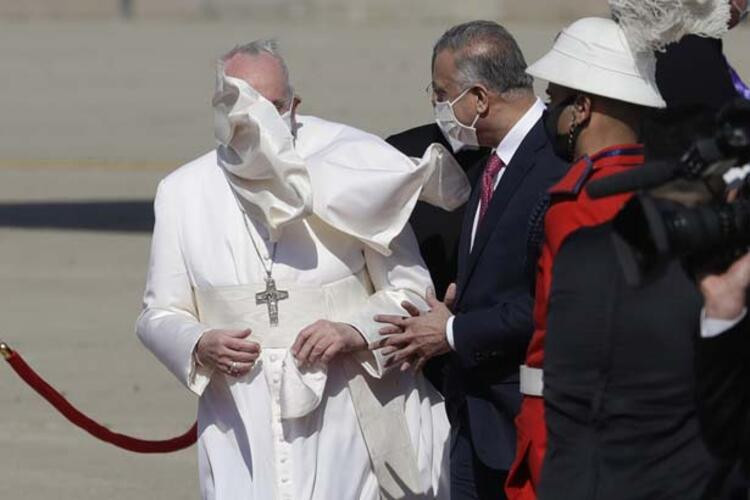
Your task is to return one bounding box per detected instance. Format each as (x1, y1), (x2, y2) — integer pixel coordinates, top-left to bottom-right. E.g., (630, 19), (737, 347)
(572, 94), (592, 126)
(472, 85), (490, 115)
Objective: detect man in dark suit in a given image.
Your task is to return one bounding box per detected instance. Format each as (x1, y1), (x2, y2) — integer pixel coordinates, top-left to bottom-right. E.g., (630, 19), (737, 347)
(386, 125), (486, 299)
(376, 21), (568, 500)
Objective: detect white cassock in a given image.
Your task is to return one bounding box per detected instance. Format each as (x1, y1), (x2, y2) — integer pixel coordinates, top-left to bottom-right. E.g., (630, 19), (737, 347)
(137, 72), (470, 500)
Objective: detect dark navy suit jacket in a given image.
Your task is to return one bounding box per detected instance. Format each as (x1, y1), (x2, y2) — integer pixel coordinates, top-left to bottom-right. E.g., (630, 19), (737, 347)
(445, 118), (568, 470)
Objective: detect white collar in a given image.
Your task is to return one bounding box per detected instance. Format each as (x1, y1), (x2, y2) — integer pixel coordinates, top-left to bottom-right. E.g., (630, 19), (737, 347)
(494, 97), (545, 165)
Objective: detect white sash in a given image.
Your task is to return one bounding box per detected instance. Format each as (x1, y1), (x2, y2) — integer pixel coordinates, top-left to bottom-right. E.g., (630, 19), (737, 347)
(194, 271), (422, 498)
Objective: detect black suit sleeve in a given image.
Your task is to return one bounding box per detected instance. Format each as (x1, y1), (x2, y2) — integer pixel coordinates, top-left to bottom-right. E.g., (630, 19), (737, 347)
(385, 124), (444, 158)
(695, 315), (750, 467)
(451, 287), (533, 370)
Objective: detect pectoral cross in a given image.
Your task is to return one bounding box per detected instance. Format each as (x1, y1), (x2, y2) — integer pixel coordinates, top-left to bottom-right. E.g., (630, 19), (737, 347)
(255, 277), (289, 327)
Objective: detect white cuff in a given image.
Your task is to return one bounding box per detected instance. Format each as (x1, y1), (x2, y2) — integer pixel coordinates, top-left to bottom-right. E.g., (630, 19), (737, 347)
(188, 331), (213, 396)
(446, 315), (456, 350)
(700, 307), (747, 338)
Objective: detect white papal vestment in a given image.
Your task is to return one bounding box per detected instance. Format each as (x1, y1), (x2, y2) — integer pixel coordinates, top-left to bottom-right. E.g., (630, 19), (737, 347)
(137, 110), (465, 499)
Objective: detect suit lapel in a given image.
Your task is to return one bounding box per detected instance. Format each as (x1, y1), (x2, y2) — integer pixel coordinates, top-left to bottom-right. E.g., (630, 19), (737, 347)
(457, 121), (547, 299)
(456, 169), (484, 292)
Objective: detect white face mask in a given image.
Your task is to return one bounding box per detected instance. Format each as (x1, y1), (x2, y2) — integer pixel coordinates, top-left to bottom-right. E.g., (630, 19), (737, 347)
(433, 87), (480, 152)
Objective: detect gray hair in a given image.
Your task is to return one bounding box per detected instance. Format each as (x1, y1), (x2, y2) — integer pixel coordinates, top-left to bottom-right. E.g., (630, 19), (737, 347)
(432, 20), (533, 96)
(220, 38), (294, 103)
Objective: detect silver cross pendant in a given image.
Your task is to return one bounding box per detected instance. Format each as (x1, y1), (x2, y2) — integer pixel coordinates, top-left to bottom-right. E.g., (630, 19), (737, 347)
(255, 277), (289, 327)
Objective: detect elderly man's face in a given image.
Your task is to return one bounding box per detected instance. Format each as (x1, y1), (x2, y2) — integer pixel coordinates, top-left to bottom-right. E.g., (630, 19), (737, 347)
(224, 52), (291, 112)
(431, 49), (479, 127)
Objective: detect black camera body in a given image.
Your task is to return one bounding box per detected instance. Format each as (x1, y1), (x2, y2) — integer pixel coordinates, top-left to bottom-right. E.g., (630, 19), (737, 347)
(586, 99), (750, 285)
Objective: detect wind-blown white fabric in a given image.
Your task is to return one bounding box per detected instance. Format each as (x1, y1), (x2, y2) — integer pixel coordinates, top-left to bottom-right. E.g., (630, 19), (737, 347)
(609, 0), (731, 52)
(214, 71), (470, 255)
(303, 120), (470, 255)
(213, 73), (311, 242)
(136, 121), (451, 499)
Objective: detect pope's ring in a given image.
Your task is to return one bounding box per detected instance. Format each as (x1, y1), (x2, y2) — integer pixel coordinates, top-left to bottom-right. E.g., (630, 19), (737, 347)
(230, 361), (237, 374)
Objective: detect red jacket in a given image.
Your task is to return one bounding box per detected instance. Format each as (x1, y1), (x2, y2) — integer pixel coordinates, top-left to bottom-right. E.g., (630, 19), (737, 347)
(505, 144), (644, 500)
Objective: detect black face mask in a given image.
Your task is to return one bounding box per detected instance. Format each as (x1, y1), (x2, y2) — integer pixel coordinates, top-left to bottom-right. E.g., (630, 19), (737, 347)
(543, 95), (580, 162)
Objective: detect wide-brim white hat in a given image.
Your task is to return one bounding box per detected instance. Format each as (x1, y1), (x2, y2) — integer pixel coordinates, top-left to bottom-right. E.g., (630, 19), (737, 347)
(527, 17), (666, 108)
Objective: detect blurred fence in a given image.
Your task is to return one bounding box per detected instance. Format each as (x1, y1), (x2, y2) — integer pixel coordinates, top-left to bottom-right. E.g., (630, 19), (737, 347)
(1, 0), (608, 22)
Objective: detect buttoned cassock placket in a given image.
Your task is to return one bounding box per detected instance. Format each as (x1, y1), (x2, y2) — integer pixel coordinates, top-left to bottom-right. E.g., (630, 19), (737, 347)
(264, 350), (293, 499)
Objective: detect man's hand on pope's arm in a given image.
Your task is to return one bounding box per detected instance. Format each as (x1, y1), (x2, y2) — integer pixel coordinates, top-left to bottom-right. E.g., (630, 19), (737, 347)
(195, 328), (261, 377)
(375, 284), (456, 372)
(292, 320), (367, 367)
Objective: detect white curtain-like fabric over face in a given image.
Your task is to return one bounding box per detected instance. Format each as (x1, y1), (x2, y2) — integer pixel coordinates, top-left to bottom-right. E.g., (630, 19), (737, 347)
(213, 68), (471, 255)
(213, 69), (313, 242)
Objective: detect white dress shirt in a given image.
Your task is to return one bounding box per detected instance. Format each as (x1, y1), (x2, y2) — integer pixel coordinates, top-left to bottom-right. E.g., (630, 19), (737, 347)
(446, 98), (546, 349)
(700, 307), (747, 338)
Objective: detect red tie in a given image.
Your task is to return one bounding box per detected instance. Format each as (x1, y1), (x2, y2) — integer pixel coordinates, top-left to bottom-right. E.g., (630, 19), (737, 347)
(478, 154), (505, 223)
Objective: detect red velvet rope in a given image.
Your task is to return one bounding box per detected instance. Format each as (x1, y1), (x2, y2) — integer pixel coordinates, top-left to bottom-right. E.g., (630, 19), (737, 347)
(2, 345), (197, 453)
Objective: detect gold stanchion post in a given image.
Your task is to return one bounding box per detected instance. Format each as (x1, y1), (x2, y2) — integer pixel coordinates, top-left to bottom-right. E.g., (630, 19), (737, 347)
(0, 341), (12, 360)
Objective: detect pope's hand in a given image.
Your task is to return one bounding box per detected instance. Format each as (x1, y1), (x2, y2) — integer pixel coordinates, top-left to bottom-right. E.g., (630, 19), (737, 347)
(292, 320), (367, 367)
(195, 328), (261, 377)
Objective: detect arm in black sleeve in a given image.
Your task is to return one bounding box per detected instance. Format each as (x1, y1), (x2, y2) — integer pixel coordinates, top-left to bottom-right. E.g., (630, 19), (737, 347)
(452, 288), (533, 370)
(695, 315), (750, 464)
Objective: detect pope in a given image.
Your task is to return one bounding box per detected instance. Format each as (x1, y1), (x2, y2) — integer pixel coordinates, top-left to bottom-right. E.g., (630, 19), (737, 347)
(136, 39), (469, 500)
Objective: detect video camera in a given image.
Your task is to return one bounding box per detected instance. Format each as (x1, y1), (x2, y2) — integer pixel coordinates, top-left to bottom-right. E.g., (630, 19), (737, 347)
(586, 98), (750, 285)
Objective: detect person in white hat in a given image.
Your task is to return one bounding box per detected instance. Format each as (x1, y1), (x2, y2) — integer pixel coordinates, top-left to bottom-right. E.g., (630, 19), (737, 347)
(505, 16), (702, 500)
(504, 17), (727, 500)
